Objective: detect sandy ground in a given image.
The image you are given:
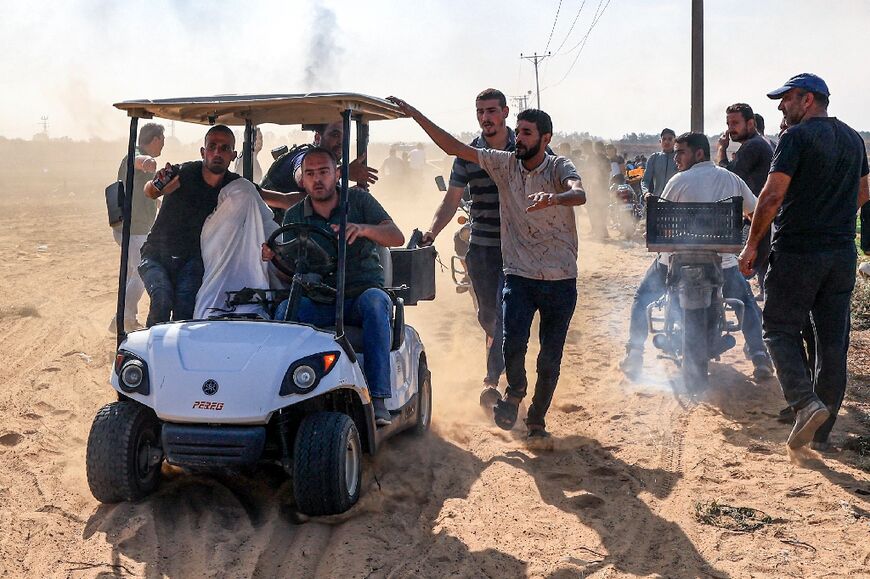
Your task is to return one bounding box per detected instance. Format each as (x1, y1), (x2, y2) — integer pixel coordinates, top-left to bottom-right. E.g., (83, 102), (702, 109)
(0, 185), (868, 579)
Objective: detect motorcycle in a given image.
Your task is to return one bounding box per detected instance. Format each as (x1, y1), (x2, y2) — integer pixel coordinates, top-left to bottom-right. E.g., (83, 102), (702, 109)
(434, 176), (477, 304)
(609, 182), (644, 239)
(645, 196), (746, 390)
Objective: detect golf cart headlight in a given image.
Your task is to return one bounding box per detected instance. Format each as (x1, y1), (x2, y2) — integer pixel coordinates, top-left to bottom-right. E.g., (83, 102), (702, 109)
(119, 359), (149, 394)
(293, 365), (317, 390)
(280, 351), (341, 396)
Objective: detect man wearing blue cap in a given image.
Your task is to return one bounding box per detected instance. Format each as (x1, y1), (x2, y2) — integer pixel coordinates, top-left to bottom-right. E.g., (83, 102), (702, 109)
(739, 73), (870, 451)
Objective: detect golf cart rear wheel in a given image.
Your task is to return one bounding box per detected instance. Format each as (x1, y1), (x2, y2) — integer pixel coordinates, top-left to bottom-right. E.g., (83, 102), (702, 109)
(86, 400), (162, 503)
(293, 412), (362, 516)
(413, 358), (432, 435)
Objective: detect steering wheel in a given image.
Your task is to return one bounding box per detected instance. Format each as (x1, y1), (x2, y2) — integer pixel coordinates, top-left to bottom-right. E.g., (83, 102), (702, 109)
(267, 223), (337, 278)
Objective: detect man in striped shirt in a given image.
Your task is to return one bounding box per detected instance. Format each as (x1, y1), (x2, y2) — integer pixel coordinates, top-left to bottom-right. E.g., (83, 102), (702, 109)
(421, 88), (513, 396)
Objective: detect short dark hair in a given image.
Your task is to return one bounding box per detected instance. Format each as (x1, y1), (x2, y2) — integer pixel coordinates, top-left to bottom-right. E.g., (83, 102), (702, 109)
(138, 123), (164, 147)
(810, 91), (829, 108)
(674, 131), (710, 160)
(476, 88), (507, 108)
(517, 109), (552, 136)
(754, 113), (765, 133)
(660, 128), (676, 138)
(204, 124), (235, 145)
(725, 103), (754, 122)
(301, 146), (338, 169)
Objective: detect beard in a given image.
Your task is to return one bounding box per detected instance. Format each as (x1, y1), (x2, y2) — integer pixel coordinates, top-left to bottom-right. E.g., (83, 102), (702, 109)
(204, 158), (228, 175)
(515, 139), (542, 160)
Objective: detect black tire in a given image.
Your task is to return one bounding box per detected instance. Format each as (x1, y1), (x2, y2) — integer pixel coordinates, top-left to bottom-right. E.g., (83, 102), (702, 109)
(414, 358), (433, 435)
(293, 412), (362, 516)
(682, 308), (710, 391)
(86, 400), (163, 503)
(617, 211), (636, 239)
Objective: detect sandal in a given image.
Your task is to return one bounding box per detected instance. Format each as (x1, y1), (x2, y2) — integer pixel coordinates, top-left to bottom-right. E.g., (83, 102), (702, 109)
(493, 395), (521, 431)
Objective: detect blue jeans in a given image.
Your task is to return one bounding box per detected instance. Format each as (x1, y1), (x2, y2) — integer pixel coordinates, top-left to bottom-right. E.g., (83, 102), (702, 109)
(763, 248), (856, 441)
(138, 254), (204, 327)
(275, 288), (392, 399)
(502, 275), (577, 428)
(627, 260), (768, 359)
(465, 243), (505, 385)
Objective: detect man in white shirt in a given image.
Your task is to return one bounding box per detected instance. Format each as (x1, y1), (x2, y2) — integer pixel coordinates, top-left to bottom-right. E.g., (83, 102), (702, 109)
(620, 132), (773, 380)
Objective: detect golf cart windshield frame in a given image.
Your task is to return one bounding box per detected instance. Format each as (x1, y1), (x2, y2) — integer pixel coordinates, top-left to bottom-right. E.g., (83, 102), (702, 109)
(112, 93), (404, 359)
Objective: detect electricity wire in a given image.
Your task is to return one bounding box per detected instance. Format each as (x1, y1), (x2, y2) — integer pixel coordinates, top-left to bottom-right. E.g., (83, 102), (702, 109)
(546, 0), (612, 88)
(544, 0), (564, 53)
(552, 0), (587, 55)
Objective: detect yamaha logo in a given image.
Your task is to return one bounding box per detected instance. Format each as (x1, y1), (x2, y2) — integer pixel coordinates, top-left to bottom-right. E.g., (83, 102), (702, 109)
(202, 379), (219, 396)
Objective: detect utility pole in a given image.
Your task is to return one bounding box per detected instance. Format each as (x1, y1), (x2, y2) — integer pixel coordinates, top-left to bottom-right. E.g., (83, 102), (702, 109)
(691, 0), (704, 133)
(511, 91), (532, 113)
(520, 52), (550, 109)
(39, 116), (49, 135)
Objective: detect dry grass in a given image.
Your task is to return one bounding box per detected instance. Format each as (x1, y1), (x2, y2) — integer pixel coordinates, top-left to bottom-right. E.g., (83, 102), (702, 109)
(694, 500), (772, 532)
(852, 275), (870, 331)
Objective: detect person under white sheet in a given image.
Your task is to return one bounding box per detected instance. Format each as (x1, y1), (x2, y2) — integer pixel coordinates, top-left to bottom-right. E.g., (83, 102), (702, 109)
(194, 178), (282, 319)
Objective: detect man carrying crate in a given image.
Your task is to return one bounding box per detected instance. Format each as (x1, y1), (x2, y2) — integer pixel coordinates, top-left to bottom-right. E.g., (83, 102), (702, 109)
(620, 132), (774, 380)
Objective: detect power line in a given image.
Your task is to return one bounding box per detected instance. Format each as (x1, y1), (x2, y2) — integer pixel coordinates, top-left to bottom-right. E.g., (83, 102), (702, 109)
(547, 0), (612, 88)
(561, 0), (609, 55)
(552, 0), (587, 55)
(543, 0), (564, 53)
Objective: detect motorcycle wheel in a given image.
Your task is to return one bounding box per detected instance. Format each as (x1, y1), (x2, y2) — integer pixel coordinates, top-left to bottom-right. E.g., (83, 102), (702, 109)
(617, 211), (636, 239)
(682, 308), (709, 391)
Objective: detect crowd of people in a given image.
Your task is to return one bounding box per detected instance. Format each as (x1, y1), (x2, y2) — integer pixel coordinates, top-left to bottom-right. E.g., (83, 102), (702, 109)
(111, 73), (869, 450)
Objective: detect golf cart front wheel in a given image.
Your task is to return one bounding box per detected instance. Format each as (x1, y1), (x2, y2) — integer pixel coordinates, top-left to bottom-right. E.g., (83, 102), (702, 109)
(293, 412), (362, 516)
(413, 358), (432, 435)
(86, 400), (163, 503)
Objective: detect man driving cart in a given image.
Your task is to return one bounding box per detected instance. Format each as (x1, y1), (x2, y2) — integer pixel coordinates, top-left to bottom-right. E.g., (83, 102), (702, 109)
(263, 147), (404, 426)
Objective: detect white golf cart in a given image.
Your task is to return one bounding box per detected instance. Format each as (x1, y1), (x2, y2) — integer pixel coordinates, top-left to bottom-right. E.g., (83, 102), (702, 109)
(88, 94), (435, 516)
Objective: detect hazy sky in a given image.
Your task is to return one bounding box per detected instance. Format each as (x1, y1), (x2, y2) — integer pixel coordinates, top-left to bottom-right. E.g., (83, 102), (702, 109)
(2, 0), (869, 143)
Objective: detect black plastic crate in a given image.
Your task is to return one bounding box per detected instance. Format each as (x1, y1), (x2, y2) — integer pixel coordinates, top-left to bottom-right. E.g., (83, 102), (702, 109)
(389, 245), (436, 305)
(646, 196), (744, 252)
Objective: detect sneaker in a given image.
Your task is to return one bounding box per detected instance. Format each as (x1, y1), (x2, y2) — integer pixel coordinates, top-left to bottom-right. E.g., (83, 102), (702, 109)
(527, 425), (551, 439)
(776, 406), (795, 424)
(751, 355), (774, 380)
(787, 399), (830, 450)
(619, 348), (643, 378)
(372, 398), (392, 426)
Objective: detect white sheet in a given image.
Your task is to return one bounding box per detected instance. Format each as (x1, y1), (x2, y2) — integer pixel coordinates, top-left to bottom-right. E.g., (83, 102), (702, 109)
(195, 178), (281, 319)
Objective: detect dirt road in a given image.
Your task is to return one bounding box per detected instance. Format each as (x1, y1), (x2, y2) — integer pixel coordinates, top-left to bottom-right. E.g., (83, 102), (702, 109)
(0, 190), (868, 578)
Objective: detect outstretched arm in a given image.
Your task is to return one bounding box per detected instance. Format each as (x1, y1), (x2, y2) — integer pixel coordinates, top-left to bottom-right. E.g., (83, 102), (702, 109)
(386, 96), (478, 164)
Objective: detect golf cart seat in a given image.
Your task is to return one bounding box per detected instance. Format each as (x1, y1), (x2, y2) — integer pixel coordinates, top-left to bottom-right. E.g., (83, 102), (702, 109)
(322, 290), (405, 353)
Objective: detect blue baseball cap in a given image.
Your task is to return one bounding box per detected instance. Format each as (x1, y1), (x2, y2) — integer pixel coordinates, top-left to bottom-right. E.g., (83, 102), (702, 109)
(766, 73), (830, 99)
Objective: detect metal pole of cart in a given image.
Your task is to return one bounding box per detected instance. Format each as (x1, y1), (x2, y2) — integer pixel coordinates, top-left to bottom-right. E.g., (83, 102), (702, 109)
(334, 108), (352, 355)
(242, 119), (254, 181)
(116, 115), (139, 347)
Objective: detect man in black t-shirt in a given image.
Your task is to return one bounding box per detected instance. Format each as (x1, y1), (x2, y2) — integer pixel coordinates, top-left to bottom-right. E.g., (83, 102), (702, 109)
(739, 73), (870, 451)
(139, 125), (242, 327)
(717, 103), (775, 300)
(261, 121), (378, 193)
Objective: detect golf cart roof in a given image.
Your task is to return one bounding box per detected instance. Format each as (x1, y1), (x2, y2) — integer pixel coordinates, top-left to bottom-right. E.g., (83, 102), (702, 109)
(113, 92), (405, 126)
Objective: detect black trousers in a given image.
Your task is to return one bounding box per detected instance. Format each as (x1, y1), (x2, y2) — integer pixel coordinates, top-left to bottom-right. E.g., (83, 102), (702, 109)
(763, 248), (856, 441)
